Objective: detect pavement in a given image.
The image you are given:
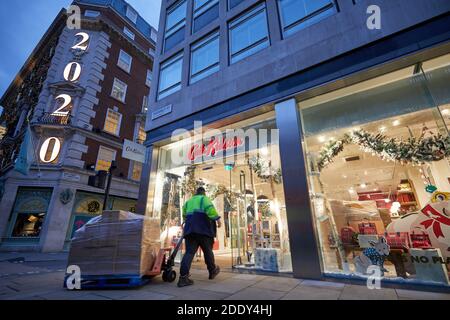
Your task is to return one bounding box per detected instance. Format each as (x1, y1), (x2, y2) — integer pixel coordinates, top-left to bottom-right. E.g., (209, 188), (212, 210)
(1, 252), (450, 300)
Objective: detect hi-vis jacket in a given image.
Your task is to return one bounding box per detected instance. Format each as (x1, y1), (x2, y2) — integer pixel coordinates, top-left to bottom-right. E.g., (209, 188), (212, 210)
(182, 195), (220, 238)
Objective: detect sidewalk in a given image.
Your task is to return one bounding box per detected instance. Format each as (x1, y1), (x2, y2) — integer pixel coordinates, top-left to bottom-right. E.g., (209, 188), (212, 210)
(1, 253), (450, 300)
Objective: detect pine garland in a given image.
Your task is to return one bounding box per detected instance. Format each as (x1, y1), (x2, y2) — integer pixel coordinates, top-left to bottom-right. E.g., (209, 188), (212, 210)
(248, 156), (283, 184)
(317, 130), (450, 171)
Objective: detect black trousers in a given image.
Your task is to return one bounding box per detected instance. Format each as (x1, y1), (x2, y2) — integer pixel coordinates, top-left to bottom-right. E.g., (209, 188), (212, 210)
(180, 233), (216, 277)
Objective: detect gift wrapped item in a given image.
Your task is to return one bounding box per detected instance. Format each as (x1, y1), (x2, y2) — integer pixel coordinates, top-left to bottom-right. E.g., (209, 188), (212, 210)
(384, 232), (410, 250)
(358, 221), (377, 235)
(68, 211), (161, 276)
(410, 228), (433, 249)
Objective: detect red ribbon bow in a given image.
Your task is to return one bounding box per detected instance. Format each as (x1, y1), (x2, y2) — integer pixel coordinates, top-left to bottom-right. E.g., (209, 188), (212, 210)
(420, 204), (450, 239)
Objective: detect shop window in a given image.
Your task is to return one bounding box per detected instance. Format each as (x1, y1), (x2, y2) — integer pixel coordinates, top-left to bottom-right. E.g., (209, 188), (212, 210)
(103, 108), (122, 136)
(8, 188), (53, 239)
(278, 0), (336, 37)
(95, 146), (116, 172)
(300, 55), (450, 286)
(190, 31), (220, 84)
(229, 3), (270, 64)
(164, 0), (187, 52)
(111, 78), (127, 103)
(193, 0), (219, 34)
(148, 111), (293, 272)
(158, 52), (183, 100)
(118, 49), (132, 73)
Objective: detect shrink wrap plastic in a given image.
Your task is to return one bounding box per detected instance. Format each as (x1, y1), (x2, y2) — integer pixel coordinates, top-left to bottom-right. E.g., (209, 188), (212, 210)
(68, 211), (161, 276)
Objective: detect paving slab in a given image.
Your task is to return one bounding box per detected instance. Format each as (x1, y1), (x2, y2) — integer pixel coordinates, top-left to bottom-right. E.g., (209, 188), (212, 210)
(395, 289), (450, 300)
(339, 285), (398, 300)
(301, 280), (345, 289)
(170, 289), (229, 300)
(252, 277), (302, 292)
(282, 286), (342, 300)
(225, 287), (286, 300)
(121, 291), (174, 300)
(201, 279), (255, 294)
(232, 274), (266, 281)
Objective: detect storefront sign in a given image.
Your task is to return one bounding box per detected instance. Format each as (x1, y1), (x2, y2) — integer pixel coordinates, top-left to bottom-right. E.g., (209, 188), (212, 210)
(188, 137), (244, 161)
(152, 104), (172, 120)
(122, 139), (146, 163)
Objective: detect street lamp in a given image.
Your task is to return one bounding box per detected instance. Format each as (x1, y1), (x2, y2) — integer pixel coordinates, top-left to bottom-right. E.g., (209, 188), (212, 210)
(103, 160), (117, 211)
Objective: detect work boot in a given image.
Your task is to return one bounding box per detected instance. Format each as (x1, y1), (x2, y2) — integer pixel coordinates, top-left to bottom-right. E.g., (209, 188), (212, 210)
(209, 266), (221, 280)
(177, 275), (194, 287)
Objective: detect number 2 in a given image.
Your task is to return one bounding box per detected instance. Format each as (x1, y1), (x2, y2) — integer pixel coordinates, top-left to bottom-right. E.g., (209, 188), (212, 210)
(71, 32), (90, 51)
(52, 94), (72, 116)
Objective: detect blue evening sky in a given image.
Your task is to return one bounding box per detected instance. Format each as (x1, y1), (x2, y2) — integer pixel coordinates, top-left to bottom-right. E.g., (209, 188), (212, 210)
(0, 0), (162, 115)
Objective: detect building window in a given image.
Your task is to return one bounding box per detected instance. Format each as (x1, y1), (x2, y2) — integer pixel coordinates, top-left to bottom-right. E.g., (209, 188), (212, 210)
(126, 6), (138, 24)
(137, 122), (146, 144)
(229, 3), (270, 64)
(164, 0), (187, 52)
(118, 49), (132, 73)
(131, 161), (143, 181)
(278, 0), (336, 37)
(146, 69), (153, 87)
(158, 52), (183, 100)
(190, 31), (219, 84)
(228, 0), (244, 9)
(103, 108), (122, 136)
(95, 146), (116, 172)
(111, 78), (127, 103)
(84, 10), (100, 17)
(142, 95), (149, 113)
(193, 0), (219, 34)
(123, 27), (135, 40)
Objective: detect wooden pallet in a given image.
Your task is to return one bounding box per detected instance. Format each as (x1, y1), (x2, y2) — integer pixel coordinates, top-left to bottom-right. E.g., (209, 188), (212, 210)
(64, 274), (150, 289)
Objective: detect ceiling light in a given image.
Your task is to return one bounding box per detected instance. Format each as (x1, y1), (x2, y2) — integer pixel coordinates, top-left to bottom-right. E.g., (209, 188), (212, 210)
(379, 126), (386, 132)
(318, 136), (326, 143)
(360, 183), (367, 188)
(260, 147), (269, 156)
(384, 198), (391, 203)
(392, 120), (400, 126)
(442, 109), (449, 115)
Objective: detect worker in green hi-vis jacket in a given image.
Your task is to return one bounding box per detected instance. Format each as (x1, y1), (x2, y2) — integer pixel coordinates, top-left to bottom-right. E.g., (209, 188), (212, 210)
(178, 187), (222, 287)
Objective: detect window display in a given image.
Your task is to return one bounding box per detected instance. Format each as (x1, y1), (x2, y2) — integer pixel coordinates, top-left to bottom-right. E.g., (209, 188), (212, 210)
(300, 54), (450, 286)
(149, 112), (293, 272)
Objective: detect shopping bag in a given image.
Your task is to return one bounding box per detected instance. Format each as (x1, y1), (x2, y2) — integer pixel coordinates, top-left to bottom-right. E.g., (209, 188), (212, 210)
(358, 221), (377, 235)
(410, 227), (433, 249)
(384, 232), (410, 250)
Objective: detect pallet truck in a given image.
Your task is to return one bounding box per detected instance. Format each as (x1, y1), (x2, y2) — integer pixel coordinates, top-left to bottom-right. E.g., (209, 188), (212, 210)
(146, 235), (184, 283)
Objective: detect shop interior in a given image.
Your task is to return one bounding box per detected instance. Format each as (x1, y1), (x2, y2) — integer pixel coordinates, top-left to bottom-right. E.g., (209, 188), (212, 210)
(301, 54), (450, 285)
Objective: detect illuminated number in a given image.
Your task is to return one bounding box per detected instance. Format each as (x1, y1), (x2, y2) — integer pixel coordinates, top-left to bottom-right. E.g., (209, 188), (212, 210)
(63, 62), (82, 82)
(71, 32), (90, 51)
(39, 137), (61, 163)
(52, 94), (72, 116)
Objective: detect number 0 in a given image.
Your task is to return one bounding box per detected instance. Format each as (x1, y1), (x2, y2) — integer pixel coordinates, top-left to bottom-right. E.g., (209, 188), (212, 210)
(63, 62), (82, 82)
(40, 137), (61, 163)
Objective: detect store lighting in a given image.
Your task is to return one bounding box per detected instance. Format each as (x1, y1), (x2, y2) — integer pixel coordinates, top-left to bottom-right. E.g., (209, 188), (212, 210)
(260, 147), (269, 156)
(348, 188), (355, 194)
(392, 120), (400, 126)
(360, 183), (367, 188)
(318, 136), (326, 143)
(442, 109), (449, 115)
(384, 198), (391, 203)
(379, 126), (386, 132)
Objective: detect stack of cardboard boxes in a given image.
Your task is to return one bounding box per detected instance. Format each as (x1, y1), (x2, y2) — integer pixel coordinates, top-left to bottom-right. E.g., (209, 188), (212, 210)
(68, 211), (161, 276)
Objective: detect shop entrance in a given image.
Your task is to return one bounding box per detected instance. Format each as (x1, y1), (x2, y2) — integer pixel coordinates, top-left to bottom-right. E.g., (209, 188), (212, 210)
(152, 113), (293, 273)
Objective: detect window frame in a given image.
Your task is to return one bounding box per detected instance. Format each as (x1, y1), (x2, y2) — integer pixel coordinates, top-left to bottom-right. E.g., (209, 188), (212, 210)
(157, 52), (184, 100)
(111, 78), (128, 103)
(103, 108), (123, 136)
(190, 31), (220, 84)
(277, 0), (337, 37)
(123, 26), (136, 40)
(228, 2), (270, 64)
(126, 6), (138, 24)
(165, 0), (188, 37)
(95, 146), (117, 172)
(84, 10), (100, 18)
(146, 69), (153, 87)
(192, 0), (220, 34)
(117, 49), (133, 73)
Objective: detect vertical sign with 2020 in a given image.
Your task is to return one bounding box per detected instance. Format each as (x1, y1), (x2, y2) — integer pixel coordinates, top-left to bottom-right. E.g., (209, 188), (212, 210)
(39, 31), (90, 163)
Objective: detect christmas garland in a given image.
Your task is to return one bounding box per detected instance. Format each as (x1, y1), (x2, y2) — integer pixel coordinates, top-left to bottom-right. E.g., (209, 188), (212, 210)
(248, 156), (283, 184)
(317, 129), (450, 171)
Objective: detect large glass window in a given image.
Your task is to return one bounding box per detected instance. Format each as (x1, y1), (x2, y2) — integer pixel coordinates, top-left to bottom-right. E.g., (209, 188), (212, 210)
(111, 78), (127, 103)
(229, 0), (244, 10)
(229, 3), (269, 64)
(148, 112), (293, 272)
(278, 0), (336, 37)
(300, 54), (450, 286)
(118, 49), (132, 73)
(193, 0), (219, 33)
(165, 0), (187, 52)
(190, 32), (220, 84)
(158, 53), (183, 100)
(96, 146), (117, 172)
(103, 108), (122, 136)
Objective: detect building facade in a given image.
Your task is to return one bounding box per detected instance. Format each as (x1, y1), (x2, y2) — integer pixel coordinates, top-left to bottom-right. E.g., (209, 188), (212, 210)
(140, 0), (450, 291)
(0, 0), (156, 252)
